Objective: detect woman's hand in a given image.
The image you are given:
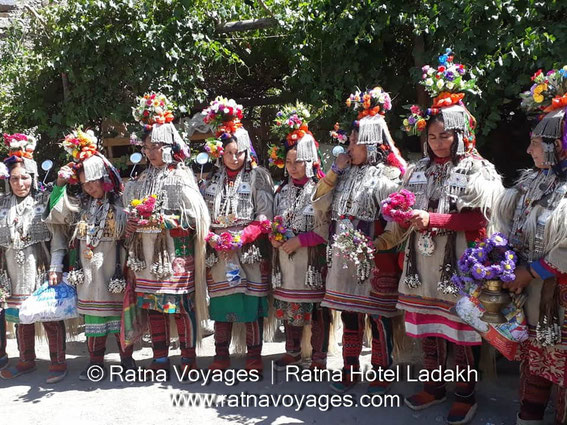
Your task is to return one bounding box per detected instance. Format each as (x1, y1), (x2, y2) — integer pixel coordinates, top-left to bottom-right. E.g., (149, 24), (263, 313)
(281, 237), (301, 255)
(48, 271), (62, 286)
(270, 238), (284, 249)
(502, 266), (533, 295)
(409, 210), (430, 231)
(335, 153), (351, 171)
(125, 215), (140, 238)
(56, 164), (75, 187)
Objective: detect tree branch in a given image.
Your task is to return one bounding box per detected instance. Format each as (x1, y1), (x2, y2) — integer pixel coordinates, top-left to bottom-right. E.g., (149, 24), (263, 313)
(216, 18), (277, 33)
(257, 0), (276, 20)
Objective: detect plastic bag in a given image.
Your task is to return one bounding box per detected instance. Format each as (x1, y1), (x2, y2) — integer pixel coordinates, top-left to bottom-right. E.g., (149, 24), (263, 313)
(18, 279), (78, 324)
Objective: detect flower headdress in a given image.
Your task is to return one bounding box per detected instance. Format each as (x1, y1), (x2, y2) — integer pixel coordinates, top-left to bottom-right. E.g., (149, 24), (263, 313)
(403, 48), (480, 155)
(520, 67), (567, 162)
(60, 128), (123, 194)
(269, 102), (323, 179)
(202, 96), (243, 129)
(132, 92), (189, 163)
(346, 86), (406, 174)
(201, 96), (255, 164)
(0, 132), (39, 187)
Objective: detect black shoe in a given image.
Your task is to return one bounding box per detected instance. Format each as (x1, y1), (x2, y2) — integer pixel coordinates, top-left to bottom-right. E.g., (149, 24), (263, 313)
(121, 357), (137, 371)
(79, 363), (106, 382)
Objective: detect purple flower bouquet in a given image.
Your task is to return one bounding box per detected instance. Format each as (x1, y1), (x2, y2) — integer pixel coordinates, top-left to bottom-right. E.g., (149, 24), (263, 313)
(451, 232), (517, 294)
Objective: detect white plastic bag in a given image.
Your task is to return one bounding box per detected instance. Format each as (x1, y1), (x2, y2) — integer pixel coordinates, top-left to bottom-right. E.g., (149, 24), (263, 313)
(18, 278), (78, 324)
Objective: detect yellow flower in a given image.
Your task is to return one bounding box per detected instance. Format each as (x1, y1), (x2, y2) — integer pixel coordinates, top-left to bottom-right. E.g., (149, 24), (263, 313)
(533, 84), (548, 103)
(150, 194), (158, 199)
(131, 199), (142, 207)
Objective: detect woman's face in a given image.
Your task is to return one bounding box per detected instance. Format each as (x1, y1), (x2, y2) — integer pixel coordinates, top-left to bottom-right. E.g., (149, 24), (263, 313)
(347, 130), (368, 165)
(9, 164), (32, 198)
(142, 136), (166, 167)
(222, 141), (246, 171)
(427, 120), (455, 158)
(79, 171), (105, 199)
(285, 149), (307, 180)
(526, 137), (560, 168)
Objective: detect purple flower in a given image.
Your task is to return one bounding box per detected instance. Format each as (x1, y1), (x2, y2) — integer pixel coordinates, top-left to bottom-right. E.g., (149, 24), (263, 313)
(471, 264), (488, 280)
(504, 250), (517, 263)
(490, 233), (508, 247)
(445, 71), (455, 81)
(486, 264), (502, 279)
(500, 259), (516, 273)
(472, 247), (488, 262)
(458, 68), (466, 75)
(501, 272), (515, 283)
(408, 116), (416, 125)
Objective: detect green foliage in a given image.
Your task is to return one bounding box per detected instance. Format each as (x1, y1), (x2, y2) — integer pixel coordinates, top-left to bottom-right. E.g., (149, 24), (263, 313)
(0, 0), (565, 162)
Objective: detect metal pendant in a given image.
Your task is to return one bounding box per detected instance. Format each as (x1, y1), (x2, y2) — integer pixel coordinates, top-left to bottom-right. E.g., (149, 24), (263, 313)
(417, 232), (435, 256)
(15, 250), (25, 266)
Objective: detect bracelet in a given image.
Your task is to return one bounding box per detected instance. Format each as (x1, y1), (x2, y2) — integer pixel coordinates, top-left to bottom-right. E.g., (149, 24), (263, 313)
(331, 162), (345, 175)
(527, 265), (537, 279)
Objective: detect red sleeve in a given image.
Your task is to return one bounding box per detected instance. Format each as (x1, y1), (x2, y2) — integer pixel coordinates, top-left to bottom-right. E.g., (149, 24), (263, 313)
(428, 211), (487, 232)
(298, 231), (326, 247)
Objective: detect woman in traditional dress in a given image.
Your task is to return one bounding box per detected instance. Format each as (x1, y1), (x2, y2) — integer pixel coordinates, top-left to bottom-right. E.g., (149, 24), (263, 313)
(124, 93), (210, 374)
(313, 86), (405, 393)
(201, 97), (273, 372)
(47, 128), (135, 379)
(377, 51), (503, 424)
(0, 133), (67, 383)
(268, 104), (331, 370)
(493, 67), (567, 425)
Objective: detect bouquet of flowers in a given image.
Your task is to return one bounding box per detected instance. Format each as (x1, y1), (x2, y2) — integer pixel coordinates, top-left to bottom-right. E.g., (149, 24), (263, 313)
(202, 97), (243, 129)
(520, 66), (567, 114)
(128, 194), (163, 229)
(57, 162), (80, 185)
(267, 144), (285, 169)
(133, 93), (174, 130)
(329, 122), (348, 144)
(453, 233), (527, 359)
(270, 216), (294, 242)
(381, 189), (416, 223)
(204, 138), (224, 159)
(402, 105), (430, 136)
(206, 231), (243, 252)
(332, 229), (375, 284)
(271, 102), (311, 143)
(61, 129), (98, 161)
(420, 48), (479, 98)
(451, 232), (517, 294)
(346, 86), (392, 118)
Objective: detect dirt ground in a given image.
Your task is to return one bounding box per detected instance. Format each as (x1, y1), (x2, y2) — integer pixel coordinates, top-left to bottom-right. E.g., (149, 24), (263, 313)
(0, 324), (558, 425)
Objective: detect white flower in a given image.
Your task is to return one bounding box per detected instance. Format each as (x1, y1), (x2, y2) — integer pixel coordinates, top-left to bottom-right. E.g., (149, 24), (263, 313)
(425, 78), (434, 86)
(446, 82), (455, 90)
(436, 80), (444, 89)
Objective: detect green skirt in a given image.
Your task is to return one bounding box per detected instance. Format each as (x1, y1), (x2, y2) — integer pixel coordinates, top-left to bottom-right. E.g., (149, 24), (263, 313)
(84, 315), (121, 337)
(209, 294), (268, 322)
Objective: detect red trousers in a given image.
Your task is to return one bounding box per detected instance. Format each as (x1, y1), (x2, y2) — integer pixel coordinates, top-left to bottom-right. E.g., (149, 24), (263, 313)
(16, 321), (66, 366)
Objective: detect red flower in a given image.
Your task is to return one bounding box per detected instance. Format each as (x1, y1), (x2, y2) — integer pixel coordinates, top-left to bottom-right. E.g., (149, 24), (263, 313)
(275, 309), (284, 319)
